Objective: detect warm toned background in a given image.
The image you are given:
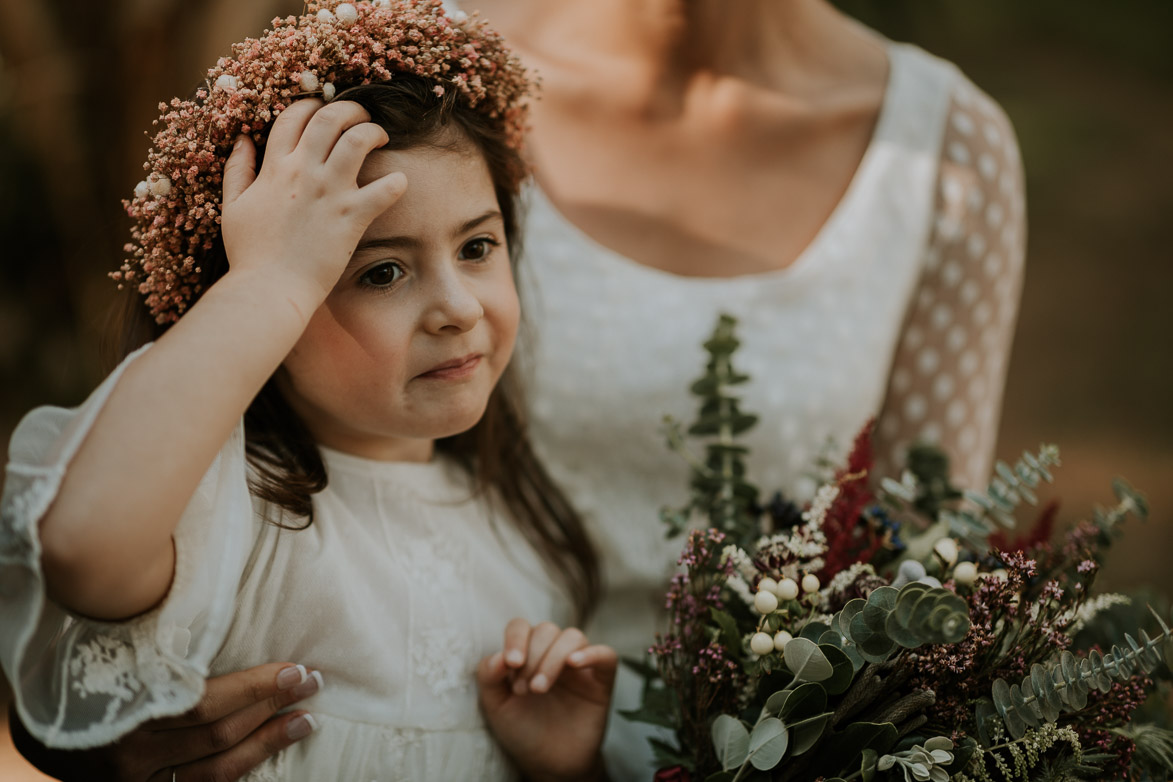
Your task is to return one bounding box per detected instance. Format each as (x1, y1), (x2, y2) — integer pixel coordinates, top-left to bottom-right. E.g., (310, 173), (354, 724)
(1, 0), (1170, 776)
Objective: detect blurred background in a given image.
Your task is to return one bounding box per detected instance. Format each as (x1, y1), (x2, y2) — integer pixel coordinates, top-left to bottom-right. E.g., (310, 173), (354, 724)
(1, 0), (1169, 776)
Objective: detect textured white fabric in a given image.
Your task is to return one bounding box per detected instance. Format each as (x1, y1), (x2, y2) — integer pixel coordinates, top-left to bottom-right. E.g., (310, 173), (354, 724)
(1, 347), (569, 781)
(513, 43), (1024, 780)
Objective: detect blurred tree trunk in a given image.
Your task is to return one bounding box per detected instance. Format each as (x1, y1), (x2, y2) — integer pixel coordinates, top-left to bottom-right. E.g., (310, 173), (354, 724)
(0, 0), (297, 421)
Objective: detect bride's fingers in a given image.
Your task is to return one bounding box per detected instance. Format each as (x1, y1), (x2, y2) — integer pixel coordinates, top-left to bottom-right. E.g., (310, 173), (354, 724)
(527, 627), (587, 694)
(149, 663), (313, 730)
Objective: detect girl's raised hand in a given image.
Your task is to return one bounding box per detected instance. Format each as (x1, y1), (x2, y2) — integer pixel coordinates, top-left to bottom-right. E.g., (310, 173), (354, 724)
(220, 99), (408, 314)
(477, 619), (617, 782)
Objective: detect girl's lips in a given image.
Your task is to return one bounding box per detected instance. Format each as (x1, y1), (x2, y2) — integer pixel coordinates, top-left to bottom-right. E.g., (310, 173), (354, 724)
(417, 354), (482, 380)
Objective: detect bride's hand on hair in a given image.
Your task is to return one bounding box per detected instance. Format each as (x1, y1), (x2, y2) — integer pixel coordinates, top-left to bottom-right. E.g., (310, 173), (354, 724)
(477, 619), (616, 782)
(219, 98), (408, 316)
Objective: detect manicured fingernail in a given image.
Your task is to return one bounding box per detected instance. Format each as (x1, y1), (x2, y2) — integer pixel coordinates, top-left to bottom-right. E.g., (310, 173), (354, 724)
(512, 677), (528, 696)
(292, 670), (322, 698)
(233, 135), (246, 150)
(505, 650), (524, 666)
(286, 713), (319, 741)
(568, 652), (585, 665)
(530, 674), (549, 693)
(277, 664), (308, 690)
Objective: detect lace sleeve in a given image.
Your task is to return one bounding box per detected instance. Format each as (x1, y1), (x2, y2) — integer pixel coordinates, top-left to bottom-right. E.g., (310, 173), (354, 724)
(872, 83), (1026, 491)
(0, 345), (255, 748)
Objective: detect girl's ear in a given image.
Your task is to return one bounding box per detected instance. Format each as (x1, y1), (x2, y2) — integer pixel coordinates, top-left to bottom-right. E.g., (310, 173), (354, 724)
(223, 136), (258, 205)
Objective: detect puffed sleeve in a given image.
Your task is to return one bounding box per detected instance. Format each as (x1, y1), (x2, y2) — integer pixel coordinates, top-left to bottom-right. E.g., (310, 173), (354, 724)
(873, 79), (1027, 491)
(0, 343), (256, 748)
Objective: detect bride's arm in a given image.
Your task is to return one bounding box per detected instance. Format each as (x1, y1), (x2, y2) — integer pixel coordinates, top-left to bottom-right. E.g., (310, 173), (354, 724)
(872, 84), (1026, 491)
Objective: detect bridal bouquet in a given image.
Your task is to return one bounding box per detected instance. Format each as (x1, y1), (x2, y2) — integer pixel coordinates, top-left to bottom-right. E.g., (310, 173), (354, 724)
(623, 315), (1173, 782)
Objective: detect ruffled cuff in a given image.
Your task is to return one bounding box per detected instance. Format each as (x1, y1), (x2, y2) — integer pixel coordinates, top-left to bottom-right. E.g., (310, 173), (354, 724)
(0, 343), (255, 748)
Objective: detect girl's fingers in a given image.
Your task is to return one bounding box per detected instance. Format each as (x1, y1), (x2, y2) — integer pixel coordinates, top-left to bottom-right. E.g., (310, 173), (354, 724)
(514, 622), (561, 692)
(353, 171), (408, 223)
(476, 651), (509, 688)
(527, 627), (587, 694)
(502, 618), (533, 670)
(263, 98), (324, 158)
(296, 100), (374, 163)
(566, 644), (618, 670)
(222, 136), (257, 205)
(160, 710), (318, 782)
(326, 122), (390, 178)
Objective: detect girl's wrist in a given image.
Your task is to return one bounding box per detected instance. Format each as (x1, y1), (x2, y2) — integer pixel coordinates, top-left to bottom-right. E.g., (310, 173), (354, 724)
(212, 267), (327, 332)
(525, 756), (609, 782)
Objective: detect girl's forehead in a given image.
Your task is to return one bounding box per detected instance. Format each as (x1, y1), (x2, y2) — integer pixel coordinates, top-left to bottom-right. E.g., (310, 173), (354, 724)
(359, 143), (499, 233)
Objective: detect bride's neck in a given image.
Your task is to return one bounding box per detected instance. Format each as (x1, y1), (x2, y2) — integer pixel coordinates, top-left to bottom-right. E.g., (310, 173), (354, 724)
(491, 0), (885, 111)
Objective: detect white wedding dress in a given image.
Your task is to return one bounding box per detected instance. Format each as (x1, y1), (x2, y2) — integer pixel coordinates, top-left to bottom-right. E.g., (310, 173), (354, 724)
(512, 42), (1025, 780)
(1, 348), (569, 781)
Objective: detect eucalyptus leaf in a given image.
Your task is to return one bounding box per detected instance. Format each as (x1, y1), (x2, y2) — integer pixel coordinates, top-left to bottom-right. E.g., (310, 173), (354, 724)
(779, 682), (828, 722)
(783, 637), (835, 682)
(747, 718), (790, 770)
(819, 643), (855, 695)
(788, 712), (832, 756)
(712, 714), (750, 770)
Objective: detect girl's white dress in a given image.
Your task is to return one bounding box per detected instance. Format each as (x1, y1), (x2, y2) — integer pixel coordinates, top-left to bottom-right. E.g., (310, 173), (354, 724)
(512, 43), (1026, 779)
(1, 349), (568, 781)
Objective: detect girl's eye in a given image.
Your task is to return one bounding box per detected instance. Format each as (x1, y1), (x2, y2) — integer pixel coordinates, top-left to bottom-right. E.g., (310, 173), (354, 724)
(459, 237), (499, 261)
(359, 262), (404, 288)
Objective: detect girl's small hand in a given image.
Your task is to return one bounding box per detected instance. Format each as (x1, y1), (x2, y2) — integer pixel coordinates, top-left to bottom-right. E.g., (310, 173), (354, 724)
(220, 99), (408, 315)
(477, 619), (617, 782)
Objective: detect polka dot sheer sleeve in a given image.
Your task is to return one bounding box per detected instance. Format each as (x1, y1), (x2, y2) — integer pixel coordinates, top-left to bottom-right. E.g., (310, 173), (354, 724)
(872, 86), (1026, 491)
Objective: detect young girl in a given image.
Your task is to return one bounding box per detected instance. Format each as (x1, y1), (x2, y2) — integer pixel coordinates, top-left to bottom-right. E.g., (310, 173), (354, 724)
(0, 2), (614, 779)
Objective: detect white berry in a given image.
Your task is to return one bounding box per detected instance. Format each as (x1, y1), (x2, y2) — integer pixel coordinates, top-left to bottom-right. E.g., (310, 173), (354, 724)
(773, 630), (793, 652)
(134, 180), (150, 199)
(298, 72), (320, 92)
(750, 632), (775, 656)
(316, 9), (336, 23)
(754, 590), (779, 615)
(801, 574), (821, 594)
(322, 82), (336, 101)
(934, 537), (959, 566)
(757, 577), (778, 595)
(953, 561), (978, 586)
(334, 3), (358, 25)
(776, 578), (800, 601)
(148, 176), (172, 197)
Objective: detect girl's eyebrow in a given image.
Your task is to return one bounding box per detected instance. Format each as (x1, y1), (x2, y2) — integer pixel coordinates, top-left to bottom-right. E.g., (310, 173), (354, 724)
(351, 210), (503, 255)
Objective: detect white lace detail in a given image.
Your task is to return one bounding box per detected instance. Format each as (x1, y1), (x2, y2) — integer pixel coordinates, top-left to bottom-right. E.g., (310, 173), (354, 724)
(68, 636), (141, 703)
(411, 627), (475, 698)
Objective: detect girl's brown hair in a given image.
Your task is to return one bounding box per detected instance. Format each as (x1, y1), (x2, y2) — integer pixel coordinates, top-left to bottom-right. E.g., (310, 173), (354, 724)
(108, 76), (600, 622)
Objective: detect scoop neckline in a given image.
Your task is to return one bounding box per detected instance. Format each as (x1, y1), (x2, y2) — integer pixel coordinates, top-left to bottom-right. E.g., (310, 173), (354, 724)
(527, 41), (911, 287)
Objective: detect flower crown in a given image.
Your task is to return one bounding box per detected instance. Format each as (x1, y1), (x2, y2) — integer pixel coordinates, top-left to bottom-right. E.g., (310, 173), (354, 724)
(115, 0), (533, 323)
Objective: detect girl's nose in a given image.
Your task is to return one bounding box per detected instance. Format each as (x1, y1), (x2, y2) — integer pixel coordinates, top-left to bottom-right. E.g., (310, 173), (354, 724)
(422, 270), (484, 335)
